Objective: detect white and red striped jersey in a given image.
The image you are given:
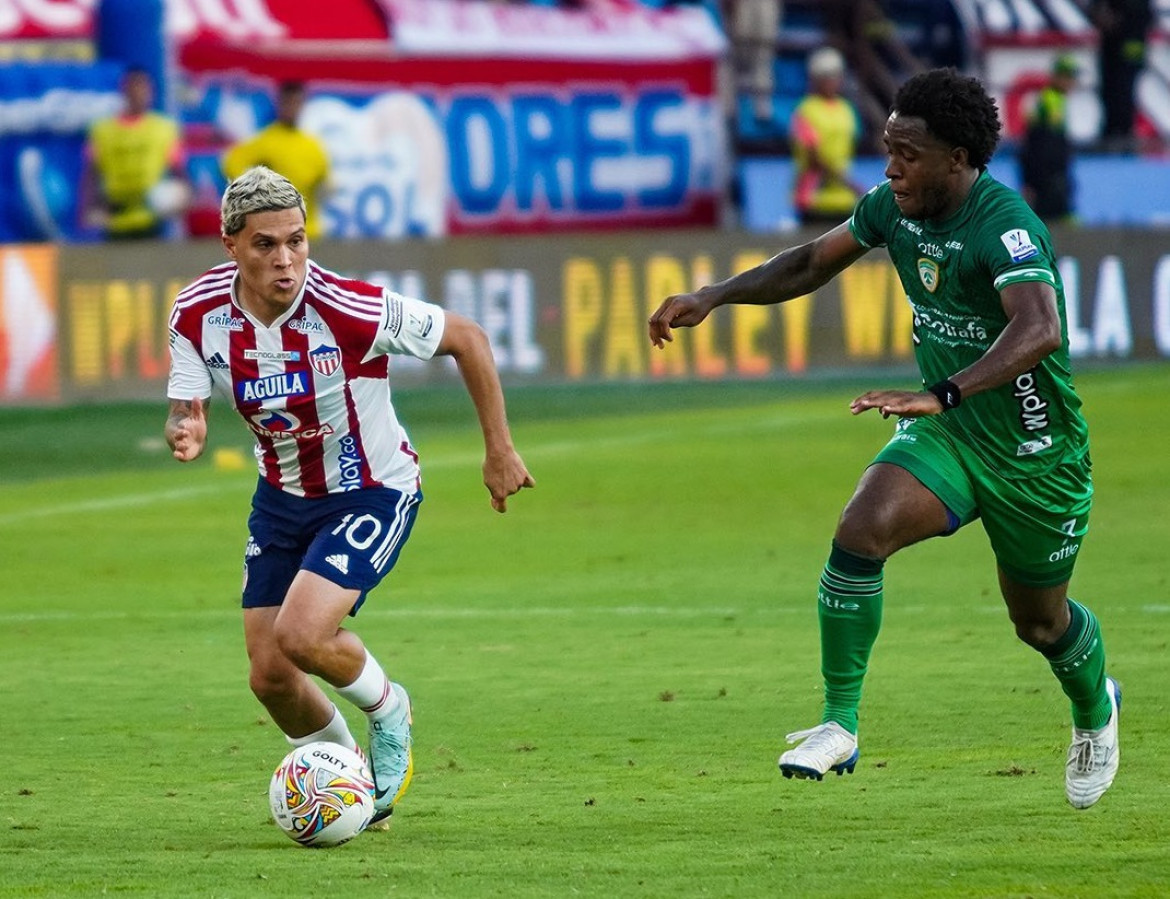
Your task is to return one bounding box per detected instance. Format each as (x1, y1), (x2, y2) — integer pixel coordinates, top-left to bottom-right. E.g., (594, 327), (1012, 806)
(167, 260), (445, 498)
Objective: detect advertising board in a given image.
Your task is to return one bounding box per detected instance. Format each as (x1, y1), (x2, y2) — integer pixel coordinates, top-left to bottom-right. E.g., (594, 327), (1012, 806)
(1, 227), (1165, 404)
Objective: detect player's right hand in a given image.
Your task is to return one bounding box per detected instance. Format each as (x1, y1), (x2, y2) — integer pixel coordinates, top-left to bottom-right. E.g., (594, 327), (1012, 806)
(648, 292), (713, 348)
(169, 397), (208, 462)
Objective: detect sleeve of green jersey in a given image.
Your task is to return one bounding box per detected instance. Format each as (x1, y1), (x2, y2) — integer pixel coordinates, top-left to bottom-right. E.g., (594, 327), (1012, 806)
(980, 203), (1059, 293)
(847, 181), (893, 249)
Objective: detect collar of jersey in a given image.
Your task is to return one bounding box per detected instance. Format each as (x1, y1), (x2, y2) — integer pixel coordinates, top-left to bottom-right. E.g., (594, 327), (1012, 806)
(229, 265), (310, 329)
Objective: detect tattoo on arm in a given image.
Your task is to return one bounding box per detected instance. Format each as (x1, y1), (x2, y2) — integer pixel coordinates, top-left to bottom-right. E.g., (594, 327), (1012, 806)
(168, 399), (192, 420)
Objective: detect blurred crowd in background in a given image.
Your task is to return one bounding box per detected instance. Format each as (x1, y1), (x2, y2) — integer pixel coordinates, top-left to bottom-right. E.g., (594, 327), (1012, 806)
(1, 0), (1167, 244)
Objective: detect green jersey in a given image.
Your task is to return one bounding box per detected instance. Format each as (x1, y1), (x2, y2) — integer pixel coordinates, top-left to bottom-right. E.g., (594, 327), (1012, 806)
(849, 171), (1089, 478)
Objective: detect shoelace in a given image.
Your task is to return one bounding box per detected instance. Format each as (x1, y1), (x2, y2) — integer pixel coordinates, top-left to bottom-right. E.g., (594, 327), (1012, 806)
(784, 724), (846, 748)
(1067, 732), (1103, 773)
(372, 721), (408, 753)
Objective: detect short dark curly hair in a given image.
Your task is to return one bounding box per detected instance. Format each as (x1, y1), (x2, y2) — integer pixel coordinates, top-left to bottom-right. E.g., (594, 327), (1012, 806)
(892, 68), (1002, 169)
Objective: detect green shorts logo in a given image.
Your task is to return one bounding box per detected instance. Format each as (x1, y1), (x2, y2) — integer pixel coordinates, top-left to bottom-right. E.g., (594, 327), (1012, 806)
(917, 258), (940, 293)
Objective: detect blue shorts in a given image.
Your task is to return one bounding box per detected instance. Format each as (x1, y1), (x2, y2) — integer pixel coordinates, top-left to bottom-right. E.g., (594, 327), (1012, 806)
(242, 478), (422, 615)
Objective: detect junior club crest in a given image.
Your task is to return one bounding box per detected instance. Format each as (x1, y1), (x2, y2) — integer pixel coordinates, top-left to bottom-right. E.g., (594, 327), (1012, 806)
(310, 344), (341, 377)
(917, 258), (940, 293)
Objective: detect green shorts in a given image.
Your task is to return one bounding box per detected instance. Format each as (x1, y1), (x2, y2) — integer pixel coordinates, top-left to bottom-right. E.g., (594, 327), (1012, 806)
(873, 415), (1093, 587)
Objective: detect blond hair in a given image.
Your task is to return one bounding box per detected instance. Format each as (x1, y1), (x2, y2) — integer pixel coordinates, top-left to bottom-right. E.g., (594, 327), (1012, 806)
(220, 165), (306, 236)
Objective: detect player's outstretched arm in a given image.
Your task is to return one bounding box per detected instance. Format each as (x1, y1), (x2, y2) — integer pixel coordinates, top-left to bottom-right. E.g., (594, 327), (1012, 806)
(435, 312), (534, 513)
(165, 397), (209, 462)
(648, 222), (868, 348)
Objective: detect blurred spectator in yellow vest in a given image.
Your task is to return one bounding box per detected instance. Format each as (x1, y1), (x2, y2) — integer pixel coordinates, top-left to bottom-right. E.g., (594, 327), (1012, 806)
(222, 81), (331, 240)
(83, 67), (187, 240)
(1019, 54), (1080, 224)
(789, 47), (863, 227)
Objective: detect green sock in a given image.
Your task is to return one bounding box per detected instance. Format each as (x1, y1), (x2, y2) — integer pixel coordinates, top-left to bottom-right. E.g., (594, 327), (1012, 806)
(818, 540), (884, 734)
(1041, 599), (1111, 730)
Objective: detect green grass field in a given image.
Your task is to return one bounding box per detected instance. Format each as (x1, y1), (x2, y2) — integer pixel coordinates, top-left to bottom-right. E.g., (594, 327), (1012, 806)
(2, 367), (1168, 898)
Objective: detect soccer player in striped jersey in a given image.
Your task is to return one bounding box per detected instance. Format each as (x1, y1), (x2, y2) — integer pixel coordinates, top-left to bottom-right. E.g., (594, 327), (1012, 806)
(166, 166), (534, 826)
(649, 69), (1119, 808)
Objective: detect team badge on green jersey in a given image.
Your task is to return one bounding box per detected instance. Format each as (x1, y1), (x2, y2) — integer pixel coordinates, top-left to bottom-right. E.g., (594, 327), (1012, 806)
(917, 258), (940, 292)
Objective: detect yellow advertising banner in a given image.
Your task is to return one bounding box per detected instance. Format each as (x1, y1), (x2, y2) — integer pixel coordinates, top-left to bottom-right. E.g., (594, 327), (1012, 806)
(2, 225), (1168, 406)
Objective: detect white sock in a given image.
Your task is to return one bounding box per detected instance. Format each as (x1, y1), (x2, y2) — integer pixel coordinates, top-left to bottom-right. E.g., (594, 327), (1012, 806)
(286, 704), (360, 755)
(336, 651), (401, 720)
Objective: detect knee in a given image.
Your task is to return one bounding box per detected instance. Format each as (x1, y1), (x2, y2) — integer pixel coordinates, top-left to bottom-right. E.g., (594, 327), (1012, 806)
(834, 464), (954, 559)
(1011, 615), (1067, 650)
(272, 621), (323, 674)
(248, 653), (297, 706)
(1001, 581), (1072, 650)
(835, 507), (896, 560)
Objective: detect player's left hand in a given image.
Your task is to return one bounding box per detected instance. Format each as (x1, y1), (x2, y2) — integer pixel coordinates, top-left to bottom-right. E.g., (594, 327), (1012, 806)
(484, 449), (535, 513)
(850, 389), (943, 419)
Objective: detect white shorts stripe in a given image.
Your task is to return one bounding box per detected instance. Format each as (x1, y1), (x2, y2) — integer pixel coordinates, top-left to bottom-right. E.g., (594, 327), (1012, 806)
(370, 491), (415, 572)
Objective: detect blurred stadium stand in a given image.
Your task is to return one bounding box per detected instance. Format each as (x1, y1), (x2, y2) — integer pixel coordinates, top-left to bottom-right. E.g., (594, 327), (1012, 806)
(731, 0), (1169, 153)
(733, 0), (966, 155)
(2, 0), (1170, 242)
(729, 0), (1170, 230)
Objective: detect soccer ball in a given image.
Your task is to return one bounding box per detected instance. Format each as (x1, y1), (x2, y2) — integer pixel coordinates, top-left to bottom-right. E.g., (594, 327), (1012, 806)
(268, 741), (375, 847)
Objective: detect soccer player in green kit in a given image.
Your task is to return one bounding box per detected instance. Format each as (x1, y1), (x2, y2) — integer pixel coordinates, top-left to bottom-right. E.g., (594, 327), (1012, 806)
(648, 68), (1119, 809)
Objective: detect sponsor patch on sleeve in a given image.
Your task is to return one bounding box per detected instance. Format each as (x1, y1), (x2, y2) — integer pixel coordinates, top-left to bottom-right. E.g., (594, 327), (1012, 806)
(386, 294), (403, 337)
(1000, 229), (1039, 262)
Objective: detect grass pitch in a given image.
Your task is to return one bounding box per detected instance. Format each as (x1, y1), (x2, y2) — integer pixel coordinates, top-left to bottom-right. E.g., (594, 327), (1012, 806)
(1, 367), (1168, 898)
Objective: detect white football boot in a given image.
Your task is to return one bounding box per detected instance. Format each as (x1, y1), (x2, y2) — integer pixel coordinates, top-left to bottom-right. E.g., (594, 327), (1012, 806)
(1065, 676), (1121, 809)
(778, 722), (859, 780)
